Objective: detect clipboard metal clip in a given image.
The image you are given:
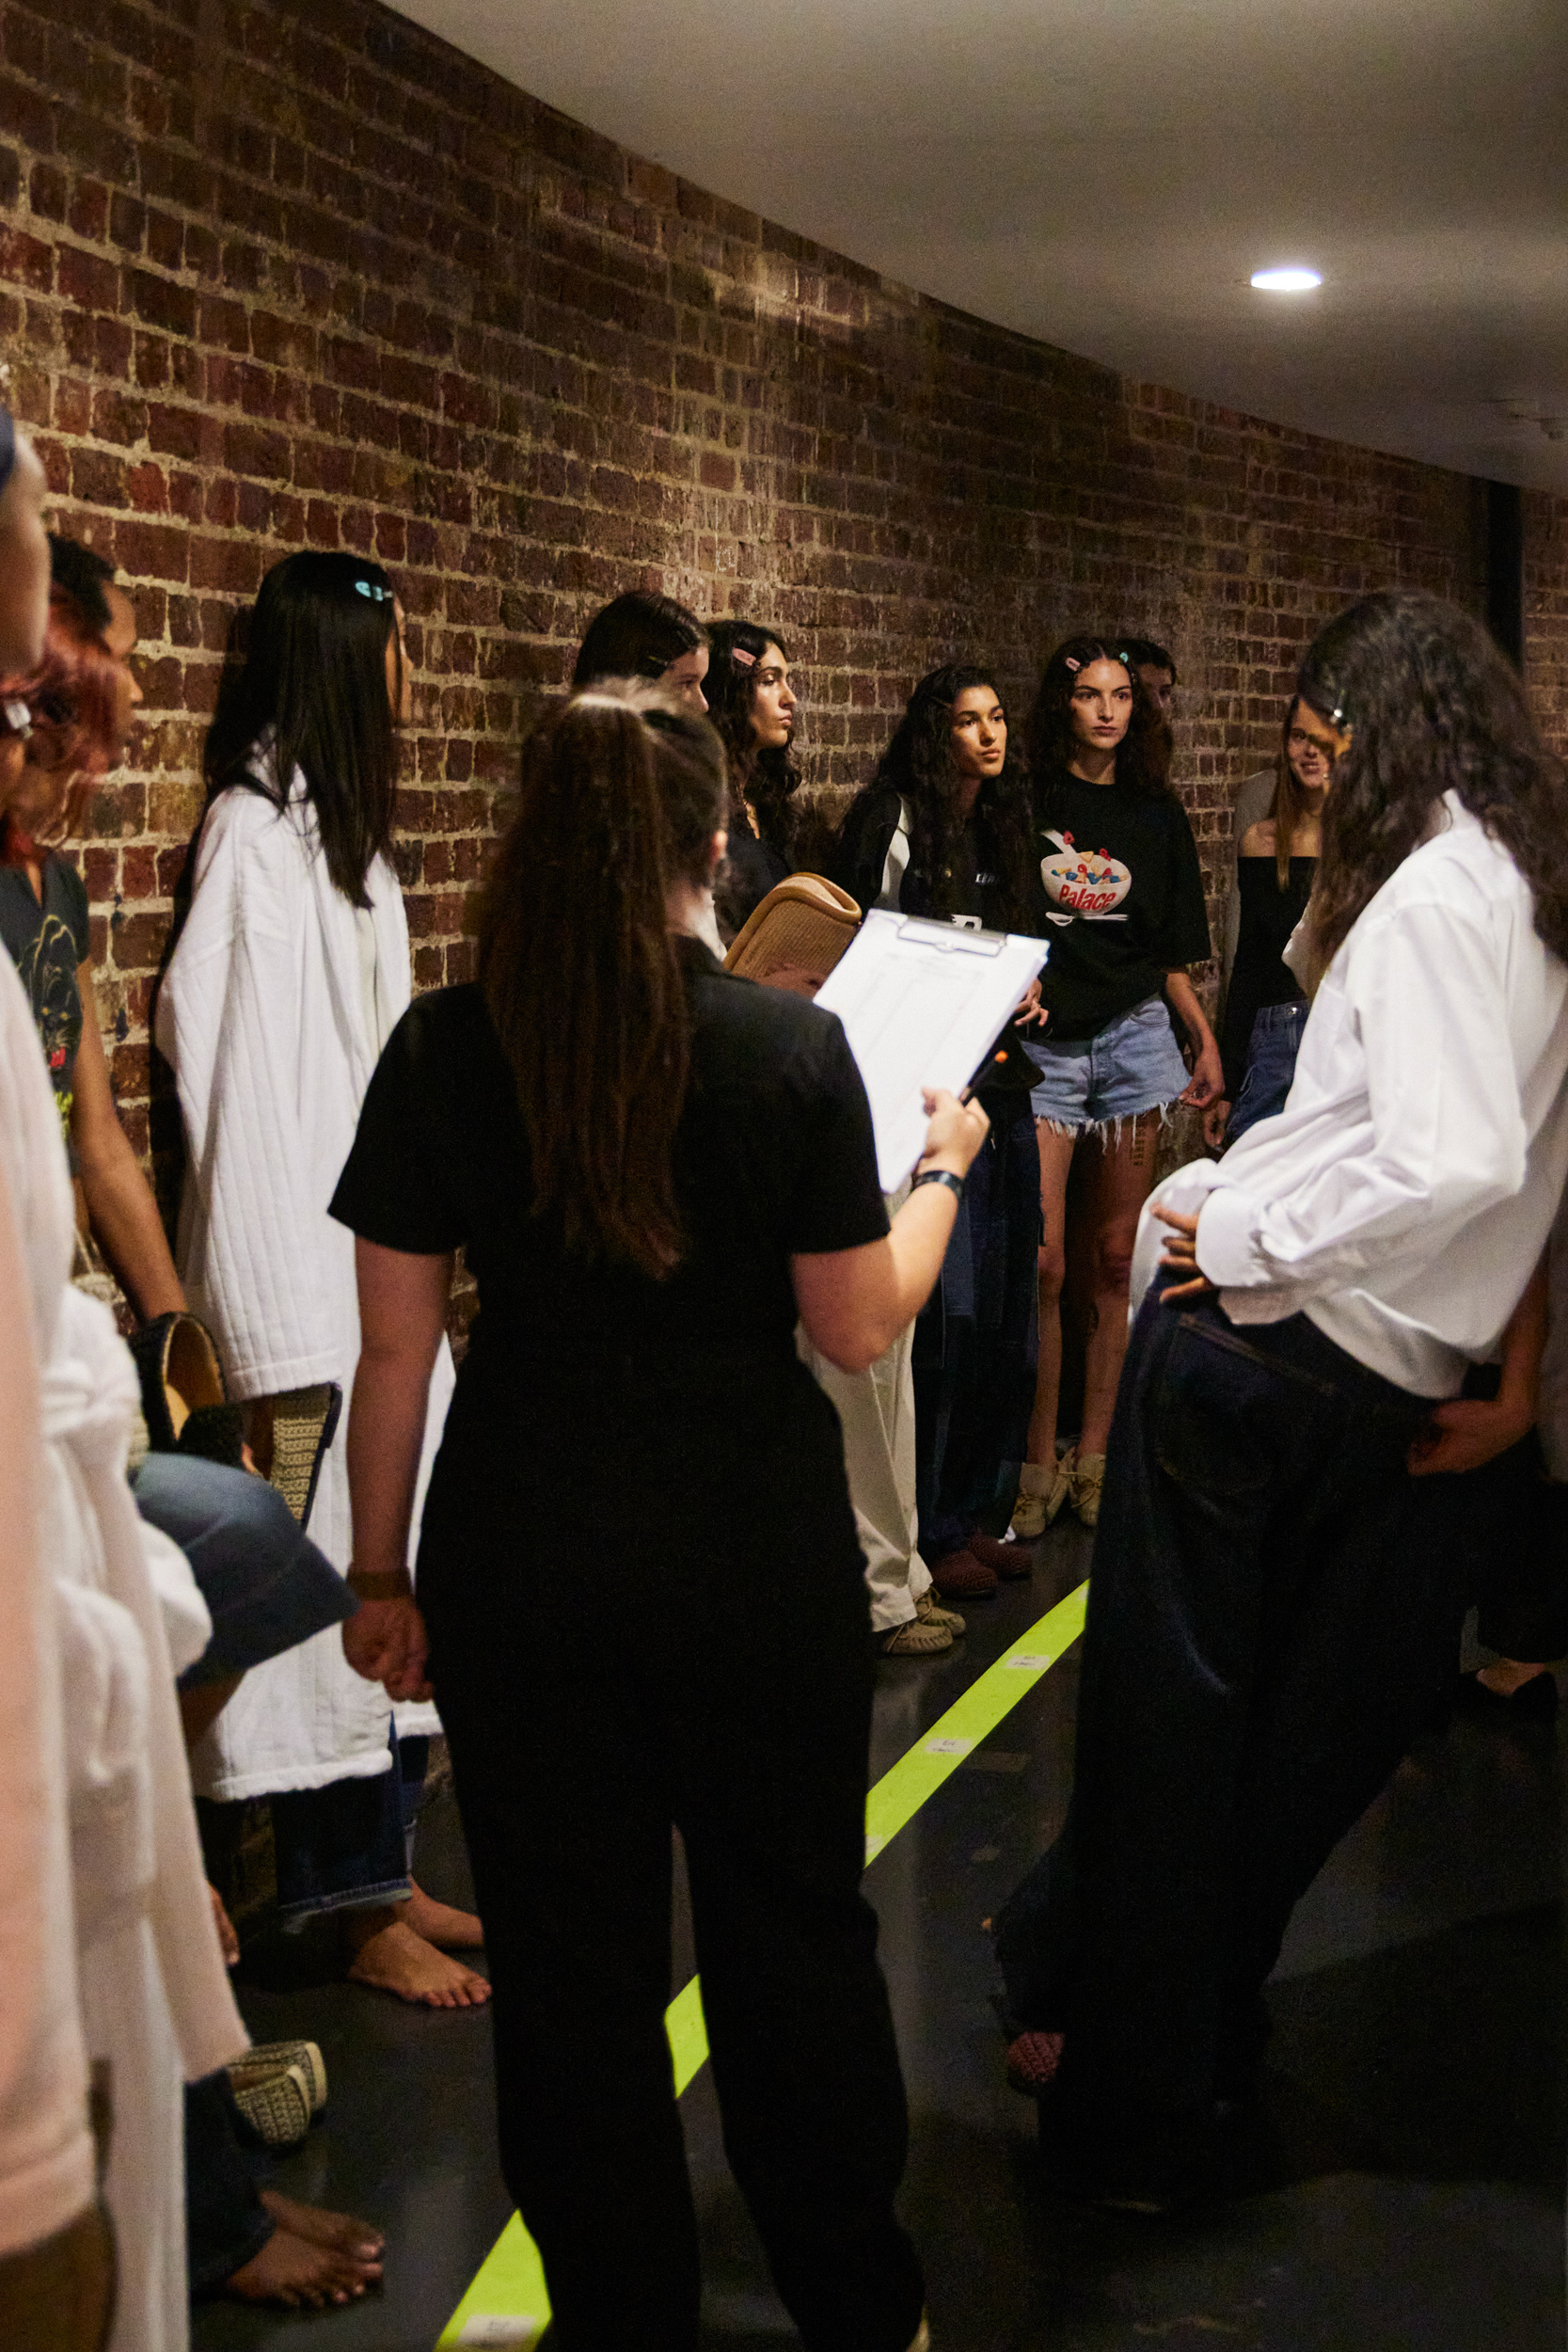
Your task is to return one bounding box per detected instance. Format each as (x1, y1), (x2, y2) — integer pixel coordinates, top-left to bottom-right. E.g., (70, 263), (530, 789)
(895, 916), (1006, 958)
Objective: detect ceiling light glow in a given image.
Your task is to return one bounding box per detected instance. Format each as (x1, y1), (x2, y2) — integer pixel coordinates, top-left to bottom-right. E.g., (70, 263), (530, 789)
(1251, 266), (1323, 293)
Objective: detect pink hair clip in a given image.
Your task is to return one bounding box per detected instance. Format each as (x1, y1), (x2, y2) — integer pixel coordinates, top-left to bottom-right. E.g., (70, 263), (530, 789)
(730, 646), (757, 668)
(1063, 656), (1081, 673)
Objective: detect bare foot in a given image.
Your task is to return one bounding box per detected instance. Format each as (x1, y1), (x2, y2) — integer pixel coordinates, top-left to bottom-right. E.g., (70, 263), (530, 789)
(209, 1883), (240, 1968)
(345, 1916), (491, 2008)
(227, 2222), (381, 2309)
(260, 2190), (384, 2261)
(406, 1881), (485, 1950)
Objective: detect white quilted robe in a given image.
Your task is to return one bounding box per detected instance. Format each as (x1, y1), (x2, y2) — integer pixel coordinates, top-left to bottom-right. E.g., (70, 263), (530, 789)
(157, 774), (453, 1800)
(0, 949), (247, 2351)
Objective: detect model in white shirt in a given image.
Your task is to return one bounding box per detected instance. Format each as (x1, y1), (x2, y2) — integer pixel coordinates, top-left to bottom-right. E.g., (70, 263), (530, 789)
(161, 552), (484, 2012)
(994, 588), (1568, 2212)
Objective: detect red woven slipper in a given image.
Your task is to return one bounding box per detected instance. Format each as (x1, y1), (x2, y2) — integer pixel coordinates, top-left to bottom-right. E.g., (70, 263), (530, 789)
(1006, 2030), (1065, 2096)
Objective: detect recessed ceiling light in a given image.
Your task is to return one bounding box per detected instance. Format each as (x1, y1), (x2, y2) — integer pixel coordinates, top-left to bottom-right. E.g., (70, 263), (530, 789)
(1251, 267), (1323, 293)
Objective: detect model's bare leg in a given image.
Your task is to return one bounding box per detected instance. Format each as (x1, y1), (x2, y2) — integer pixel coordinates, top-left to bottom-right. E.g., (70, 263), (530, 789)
(1024, 1121), (1077, 1469)
(1078, 1113), (1163, 1462)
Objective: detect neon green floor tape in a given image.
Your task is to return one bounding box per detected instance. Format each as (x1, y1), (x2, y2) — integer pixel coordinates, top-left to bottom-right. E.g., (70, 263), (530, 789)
(437, 1579), (1089, 2345)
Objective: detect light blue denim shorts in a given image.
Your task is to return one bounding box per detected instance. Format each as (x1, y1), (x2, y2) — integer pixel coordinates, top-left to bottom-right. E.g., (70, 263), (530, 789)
(1022, 993), (1190, 1135)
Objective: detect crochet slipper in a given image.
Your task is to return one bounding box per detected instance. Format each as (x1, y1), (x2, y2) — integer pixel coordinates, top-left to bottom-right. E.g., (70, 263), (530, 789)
(1006, 2030), (1066, 2097)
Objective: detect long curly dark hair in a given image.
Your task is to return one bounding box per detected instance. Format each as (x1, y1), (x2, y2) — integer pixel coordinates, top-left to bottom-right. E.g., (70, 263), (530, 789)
(705, 618), (800, 855)
(1300, 590), (1568, 971)
(858, 663), (1037, 930)
(1025, 633), (1173, 826)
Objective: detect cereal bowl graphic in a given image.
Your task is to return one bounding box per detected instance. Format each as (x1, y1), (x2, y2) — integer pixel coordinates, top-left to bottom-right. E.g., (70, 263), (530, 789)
(1039, 829), (1131, 916)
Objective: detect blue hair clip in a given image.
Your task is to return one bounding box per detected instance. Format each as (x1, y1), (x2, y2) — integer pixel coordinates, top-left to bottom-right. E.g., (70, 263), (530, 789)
(355, 580), (392, 603)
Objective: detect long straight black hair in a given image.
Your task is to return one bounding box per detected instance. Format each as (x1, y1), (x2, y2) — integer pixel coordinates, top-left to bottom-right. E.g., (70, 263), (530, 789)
(1300, 590), (1568, 972)
(203, 550), (401, 907)
(477, 683), (727, 1280)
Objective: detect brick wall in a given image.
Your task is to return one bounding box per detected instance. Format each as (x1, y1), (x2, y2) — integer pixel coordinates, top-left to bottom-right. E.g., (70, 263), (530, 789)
(5, 0), (1568, 1200)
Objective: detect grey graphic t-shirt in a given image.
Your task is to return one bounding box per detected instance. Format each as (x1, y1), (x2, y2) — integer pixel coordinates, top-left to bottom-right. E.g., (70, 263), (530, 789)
(0, 852), (90, 1161)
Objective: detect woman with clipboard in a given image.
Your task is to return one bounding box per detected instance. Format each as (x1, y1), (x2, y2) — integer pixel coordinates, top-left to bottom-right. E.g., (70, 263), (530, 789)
(330, 683), (986, 2352)
(837, 664), (1047, 1602)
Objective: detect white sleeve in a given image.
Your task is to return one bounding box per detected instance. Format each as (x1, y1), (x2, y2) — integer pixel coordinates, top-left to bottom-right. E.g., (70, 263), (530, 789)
(139, 1520), (214, 1682)
(0, 1165), (94, 2257)
(1197, 898), (1528, 1295)
(162, 802), (340, 1395)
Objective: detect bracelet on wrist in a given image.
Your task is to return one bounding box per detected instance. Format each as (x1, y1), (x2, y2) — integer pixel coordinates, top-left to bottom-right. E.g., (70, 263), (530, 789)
(912, 1168), (966, 1203)
(346, 1566), (414, 1602)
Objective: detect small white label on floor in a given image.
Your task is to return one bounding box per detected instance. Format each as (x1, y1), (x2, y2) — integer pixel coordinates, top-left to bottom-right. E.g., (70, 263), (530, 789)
(457, 2318), (545, 2346)
(924, 1737), (974, 1755)
(1006, 1653), (1051, 1670)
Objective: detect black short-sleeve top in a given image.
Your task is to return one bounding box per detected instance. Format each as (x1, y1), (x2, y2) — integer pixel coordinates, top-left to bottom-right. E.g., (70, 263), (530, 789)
(0, 852), (90, 1162)
(1032, 771), (1212, 1041)
(330, 940), (889, 1391)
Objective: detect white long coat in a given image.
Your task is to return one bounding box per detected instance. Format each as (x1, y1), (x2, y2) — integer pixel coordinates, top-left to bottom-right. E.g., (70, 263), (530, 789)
(0, 949), (247, 2351)
(156, 775), (453, 1799)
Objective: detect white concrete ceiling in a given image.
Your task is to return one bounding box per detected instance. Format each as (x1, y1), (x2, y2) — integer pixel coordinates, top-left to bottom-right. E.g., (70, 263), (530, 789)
(388, 0), (1568, 493)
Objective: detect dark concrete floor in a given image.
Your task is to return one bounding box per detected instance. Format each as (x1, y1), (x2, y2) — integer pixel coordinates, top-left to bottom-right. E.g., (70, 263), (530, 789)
(193, 1517), (1566, 2351)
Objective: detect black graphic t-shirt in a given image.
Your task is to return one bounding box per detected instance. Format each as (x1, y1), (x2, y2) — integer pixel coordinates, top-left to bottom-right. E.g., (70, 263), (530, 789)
(0, 852), (90, 1159)
(1033, 771), (1211, 1041)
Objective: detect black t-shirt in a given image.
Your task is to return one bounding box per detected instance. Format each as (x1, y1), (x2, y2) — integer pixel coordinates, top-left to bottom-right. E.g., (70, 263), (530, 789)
(1220, 855), (1314, 1097)
(718, 826), (791, 942)
(832, 785), (1038, 1094)
(0, 853), (90, 1161)
(330, 941), (889, 1384)
(1033, 771), (1212, 1041)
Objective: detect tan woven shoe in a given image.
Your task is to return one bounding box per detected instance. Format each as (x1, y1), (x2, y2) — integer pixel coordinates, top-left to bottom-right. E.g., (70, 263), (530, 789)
(1011, 1450), (1075, 1539)
(230, 2039), (328, 2115)
(878, 1615), (955, 1658)
(1071, 1451), (1106, 1528)
(915, 1588), (966, 1634)
(229, 2061), (312, 2150)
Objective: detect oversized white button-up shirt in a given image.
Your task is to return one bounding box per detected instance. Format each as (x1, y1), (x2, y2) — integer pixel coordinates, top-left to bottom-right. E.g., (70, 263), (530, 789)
(1133, 793), (1568, 1398)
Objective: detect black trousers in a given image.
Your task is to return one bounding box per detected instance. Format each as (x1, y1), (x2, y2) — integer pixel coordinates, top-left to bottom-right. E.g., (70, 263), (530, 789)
(996, 1279), (1453, 2139)
(427, 1477), (924, 2352)
(913, 1088), (1040, 1558)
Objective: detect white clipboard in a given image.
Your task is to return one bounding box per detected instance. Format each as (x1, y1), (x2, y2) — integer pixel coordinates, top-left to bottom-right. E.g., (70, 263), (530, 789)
(814, 910), (1048, 1191)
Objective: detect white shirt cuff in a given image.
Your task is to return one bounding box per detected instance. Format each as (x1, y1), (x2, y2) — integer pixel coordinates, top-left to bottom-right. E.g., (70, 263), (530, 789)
(1196, 1184), (1272, 1288)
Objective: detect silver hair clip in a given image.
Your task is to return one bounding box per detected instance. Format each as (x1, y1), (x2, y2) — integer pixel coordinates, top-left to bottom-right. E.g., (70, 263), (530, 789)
(2, 696), (31, 739)
(354, 580), (392, 603)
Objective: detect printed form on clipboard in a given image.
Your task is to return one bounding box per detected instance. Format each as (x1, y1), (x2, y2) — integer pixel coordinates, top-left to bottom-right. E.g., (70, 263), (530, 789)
(814, 910), (1048, 1192)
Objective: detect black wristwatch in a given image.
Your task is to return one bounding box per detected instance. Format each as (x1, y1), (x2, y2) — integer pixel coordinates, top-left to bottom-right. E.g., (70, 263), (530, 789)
(912, 1168), (966, 1203)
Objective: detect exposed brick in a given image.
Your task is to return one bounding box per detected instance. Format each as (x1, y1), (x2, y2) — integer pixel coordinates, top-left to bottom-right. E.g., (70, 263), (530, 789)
(0, 0), (1560, 1223)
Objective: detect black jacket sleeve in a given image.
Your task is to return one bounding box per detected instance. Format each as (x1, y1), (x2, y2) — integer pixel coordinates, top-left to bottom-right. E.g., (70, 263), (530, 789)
(832, 787), (903, 914)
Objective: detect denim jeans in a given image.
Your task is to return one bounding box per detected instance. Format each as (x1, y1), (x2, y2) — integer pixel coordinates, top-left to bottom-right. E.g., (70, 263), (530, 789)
(995, 1275), (1455, 2145)
(1227, 1000), (1307, 1143)
(269, 1725), (429, 1929)
(131, 1454), (353, 1692)
(185, 2073), (274, 2296)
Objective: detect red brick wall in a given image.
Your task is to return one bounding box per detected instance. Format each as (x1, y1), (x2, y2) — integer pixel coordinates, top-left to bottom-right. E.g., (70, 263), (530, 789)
(5, 0), (1567, 1193)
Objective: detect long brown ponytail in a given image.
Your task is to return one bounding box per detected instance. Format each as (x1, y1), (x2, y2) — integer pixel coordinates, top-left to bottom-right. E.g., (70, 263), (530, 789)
(477, 682), (727, 1280)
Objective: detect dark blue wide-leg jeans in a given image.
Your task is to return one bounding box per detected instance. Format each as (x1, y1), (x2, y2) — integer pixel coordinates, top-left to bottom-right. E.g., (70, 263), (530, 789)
(996, 1275), (1457, 2146)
